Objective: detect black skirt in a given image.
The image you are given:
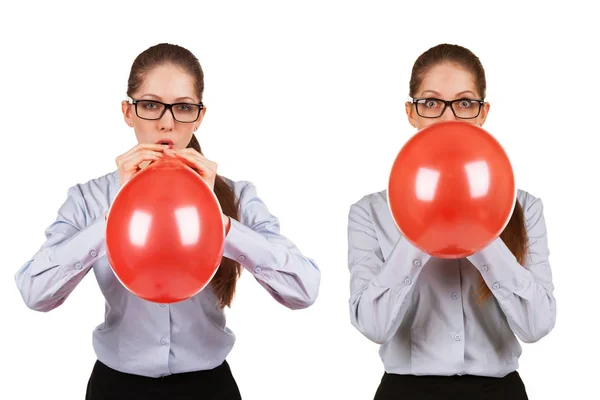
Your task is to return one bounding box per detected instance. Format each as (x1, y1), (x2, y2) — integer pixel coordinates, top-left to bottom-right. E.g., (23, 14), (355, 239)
(374, 371), (528, 400)
(85, 359), (242, 400)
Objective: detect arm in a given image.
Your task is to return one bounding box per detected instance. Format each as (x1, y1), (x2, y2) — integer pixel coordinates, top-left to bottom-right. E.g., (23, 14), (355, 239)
(14, 185), (105, 312)
(222, 181), (320, 310)
(467, 197), (557, 343)
(347, 199), (430, 345)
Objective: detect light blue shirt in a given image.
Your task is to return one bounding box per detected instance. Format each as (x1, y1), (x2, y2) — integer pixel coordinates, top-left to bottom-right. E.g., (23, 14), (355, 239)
(347, 188), (556, 378)
(15, 170), (320, 378)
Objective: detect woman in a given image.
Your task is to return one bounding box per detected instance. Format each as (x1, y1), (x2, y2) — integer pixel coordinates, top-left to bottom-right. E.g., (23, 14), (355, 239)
(15, 43), (321, 399)
(347, 43), (556, 399)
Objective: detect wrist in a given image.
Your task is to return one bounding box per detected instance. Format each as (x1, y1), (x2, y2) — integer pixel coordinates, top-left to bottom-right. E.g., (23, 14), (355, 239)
(222, 214), (231, 234)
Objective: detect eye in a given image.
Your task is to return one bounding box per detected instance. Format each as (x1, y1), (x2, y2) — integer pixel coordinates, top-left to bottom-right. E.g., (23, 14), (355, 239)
(141, 101), (159, 109)
(424, 99), (440, 108)
(457, 100), (475, 108)
(176, 104), (192, 112)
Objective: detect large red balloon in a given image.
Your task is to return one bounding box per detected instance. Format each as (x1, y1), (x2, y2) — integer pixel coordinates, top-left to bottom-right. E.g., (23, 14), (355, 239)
(387, 121), (516, 259)
(105, 155), (225, 303)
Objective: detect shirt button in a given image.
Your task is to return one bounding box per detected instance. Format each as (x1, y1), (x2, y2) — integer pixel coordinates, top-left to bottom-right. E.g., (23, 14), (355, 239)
(254, 266), (262, 273)
(454, 334), (461, 341)
(482, 265), (489, 272)
(451, 292), (458, 300)
(75, 262), (83, 270)
(238, 255), (246, 262)
(413, 259), (422, 267)
(90, 250), (97, 257)
(493, 283), (500, 290)
(160, 338), (168, 345)
(404, 278), (412, 285)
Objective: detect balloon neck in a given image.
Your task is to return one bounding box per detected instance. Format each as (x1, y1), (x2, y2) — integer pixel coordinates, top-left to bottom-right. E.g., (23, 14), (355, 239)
(147, 155), (190, 170)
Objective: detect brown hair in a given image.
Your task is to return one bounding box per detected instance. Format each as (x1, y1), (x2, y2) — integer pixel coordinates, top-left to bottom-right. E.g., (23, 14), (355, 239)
(126, 43), (242, 308)
(408, 44), (528, 303)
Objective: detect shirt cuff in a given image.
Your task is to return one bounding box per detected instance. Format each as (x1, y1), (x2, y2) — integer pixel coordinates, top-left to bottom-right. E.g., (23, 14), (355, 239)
(375, 237), (431, 291)
(223, 218), (279, 275)
(47, 216), (107, 276)
(467, 237), (532, 300)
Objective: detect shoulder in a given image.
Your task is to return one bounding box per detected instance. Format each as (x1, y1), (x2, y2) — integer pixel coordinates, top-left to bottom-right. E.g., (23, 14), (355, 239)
(220, 176), (257, 202)
(516, 188), (545, 226)
(348, 189), (389, 221)
(350, 188), (388, 210)
(516, 188), (541, 208)
(64, 170), (119, 218)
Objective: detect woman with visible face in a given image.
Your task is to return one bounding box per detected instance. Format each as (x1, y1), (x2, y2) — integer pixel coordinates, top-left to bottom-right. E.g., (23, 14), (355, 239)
(15, 43), (321, 400)
(405, 62), (489, 130)
(348, 44), (556, 400)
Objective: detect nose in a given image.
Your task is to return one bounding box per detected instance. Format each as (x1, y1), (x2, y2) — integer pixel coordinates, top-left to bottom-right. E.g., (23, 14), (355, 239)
(439, 105), (457, 122)
(158, 107), (175, 131)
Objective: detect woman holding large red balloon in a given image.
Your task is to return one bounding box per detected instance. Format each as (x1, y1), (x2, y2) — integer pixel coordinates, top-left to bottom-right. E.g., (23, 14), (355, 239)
(348, 43), (556, 400)
(15, 43), (321, 400)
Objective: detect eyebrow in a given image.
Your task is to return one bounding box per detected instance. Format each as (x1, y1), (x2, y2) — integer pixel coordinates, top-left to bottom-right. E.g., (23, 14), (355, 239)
(140, 94), (198, 102)
(420, 90), (478, 98)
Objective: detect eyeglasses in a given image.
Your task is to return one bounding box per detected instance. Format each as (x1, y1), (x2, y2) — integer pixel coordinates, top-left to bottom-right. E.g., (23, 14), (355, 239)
(409, 96), (484, 119)
(126, 96), (204, 123)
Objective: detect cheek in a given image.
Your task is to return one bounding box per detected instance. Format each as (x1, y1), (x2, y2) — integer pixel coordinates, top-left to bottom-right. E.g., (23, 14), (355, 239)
(416, 118), (480, 130)
(416, 119), (438, 130)
(174, 128), (195, 148)
(133, 121), (157, 142)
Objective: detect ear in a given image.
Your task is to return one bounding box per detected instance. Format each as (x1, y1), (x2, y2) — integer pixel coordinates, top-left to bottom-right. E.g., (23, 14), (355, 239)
(405, 101), (417, 128)
(194, 106), (207, 131)
(122, 100), (134, 127)
(478, 102), (490, 126)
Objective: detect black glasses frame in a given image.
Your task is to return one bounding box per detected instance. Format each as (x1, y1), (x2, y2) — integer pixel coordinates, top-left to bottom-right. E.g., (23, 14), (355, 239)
(127, 96), (204, 123)
(409, 97), (484, 119)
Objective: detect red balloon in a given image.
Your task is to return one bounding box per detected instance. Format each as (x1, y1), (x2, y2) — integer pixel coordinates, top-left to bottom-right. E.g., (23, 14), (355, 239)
(387, 121), (516, 259)
(105, 155), (225, 303)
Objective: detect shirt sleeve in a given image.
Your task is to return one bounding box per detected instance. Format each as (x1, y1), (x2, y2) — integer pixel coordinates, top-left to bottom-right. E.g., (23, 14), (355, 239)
(222, 181), (321, 310)
(467, 197), (557, 343)
(14, 185), (106, 312)
(347, 198), (431, 345)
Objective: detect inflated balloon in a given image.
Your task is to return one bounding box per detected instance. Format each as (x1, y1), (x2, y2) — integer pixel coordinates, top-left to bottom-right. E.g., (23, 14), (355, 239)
(105, 155), (225, 303)
(387, 121), (516, 259)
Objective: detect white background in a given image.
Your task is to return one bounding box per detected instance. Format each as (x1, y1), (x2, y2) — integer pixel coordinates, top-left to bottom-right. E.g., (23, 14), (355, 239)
(1, 1), (598, 399)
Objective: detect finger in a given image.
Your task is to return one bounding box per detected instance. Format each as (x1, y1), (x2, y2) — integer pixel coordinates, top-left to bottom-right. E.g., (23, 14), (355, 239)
(118, 143), (170, 161)
(120, 150), (164, 171)
(168, 150), (216, 175)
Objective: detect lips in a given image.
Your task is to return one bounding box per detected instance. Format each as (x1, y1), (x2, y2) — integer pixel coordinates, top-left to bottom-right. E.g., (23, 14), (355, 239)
(156, 139), (174, 147)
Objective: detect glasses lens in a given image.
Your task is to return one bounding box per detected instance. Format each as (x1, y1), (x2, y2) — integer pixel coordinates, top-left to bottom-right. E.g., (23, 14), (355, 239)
(452, 100), (481, 119)
(172, 104), (201, 122)
(136, 101), (165, 120)
(415, 99), (445, 118)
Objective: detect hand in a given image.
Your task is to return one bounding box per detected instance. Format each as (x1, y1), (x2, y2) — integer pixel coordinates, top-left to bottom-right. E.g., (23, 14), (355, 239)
(116, 143), (169, 187)
(164, 148), (218, 190)
(222, 214), (231, 234)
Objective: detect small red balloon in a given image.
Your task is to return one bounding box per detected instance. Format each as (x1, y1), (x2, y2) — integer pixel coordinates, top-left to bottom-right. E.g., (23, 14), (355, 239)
(105, 156), (225, 303)
(387, 121), (516, 258)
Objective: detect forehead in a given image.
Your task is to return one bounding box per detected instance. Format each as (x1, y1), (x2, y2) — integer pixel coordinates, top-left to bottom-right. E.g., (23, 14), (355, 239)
(418, 63), (479, 98)
(136, 64), (197, 101)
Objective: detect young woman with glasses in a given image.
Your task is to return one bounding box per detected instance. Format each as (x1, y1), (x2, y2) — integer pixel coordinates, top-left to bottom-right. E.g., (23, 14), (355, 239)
(347, 43), (556, 399)
(15, 43), (321, 400)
